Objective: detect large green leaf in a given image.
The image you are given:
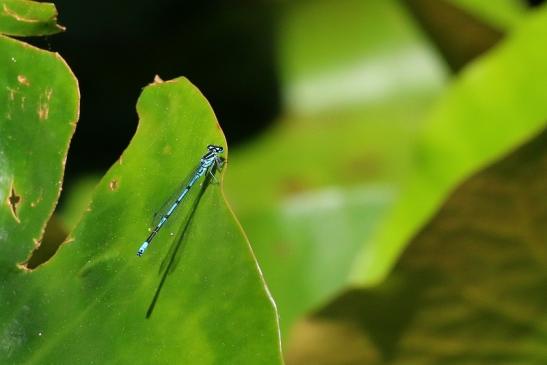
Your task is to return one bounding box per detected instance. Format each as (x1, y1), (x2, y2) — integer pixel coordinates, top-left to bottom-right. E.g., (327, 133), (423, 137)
(353, 5), (547, 285)
(0, 78), (283, 363)
(0, 0), (63, 36)
(286, 126), (547, 365)
(0, 33), (78, 269)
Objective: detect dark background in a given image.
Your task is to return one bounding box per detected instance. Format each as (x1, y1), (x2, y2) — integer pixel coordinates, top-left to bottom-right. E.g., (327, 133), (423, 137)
(32, 0), (281, 182)
(28, 0), (544, 183)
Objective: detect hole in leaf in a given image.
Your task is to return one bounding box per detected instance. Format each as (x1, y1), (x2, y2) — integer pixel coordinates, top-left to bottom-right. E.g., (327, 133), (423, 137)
(21, 216), (68, 270)
(7, 185), (21, 222)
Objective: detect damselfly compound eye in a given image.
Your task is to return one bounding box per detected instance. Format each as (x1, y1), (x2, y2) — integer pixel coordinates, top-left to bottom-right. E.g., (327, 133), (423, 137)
(207, 144), (223, 153)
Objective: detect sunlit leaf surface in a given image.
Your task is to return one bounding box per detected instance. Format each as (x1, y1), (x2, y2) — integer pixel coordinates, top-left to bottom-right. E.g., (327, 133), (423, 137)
(0, 78), (283, 364)
(0, 33), (78, 270)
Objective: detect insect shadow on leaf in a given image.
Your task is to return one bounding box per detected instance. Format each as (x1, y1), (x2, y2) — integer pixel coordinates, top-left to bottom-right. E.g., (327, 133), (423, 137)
(146, 162), (221, 318)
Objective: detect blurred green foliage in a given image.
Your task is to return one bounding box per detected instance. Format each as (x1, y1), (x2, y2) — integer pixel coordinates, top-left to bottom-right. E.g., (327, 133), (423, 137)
(286, 126), (547, 365)
(226, 0), (447, 336)
(448, 0), (527, 29)
(355, 2), (547, 285)
(226, 0), (547, 342)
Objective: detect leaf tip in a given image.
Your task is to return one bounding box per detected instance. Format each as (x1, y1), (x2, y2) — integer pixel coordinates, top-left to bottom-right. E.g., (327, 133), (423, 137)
(152, 74), (164, 84)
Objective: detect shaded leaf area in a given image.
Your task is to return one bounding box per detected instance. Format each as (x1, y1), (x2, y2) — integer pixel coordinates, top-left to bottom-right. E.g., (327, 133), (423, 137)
(0, 78), (283, 364)
(0, 0), (63, 36)
(286, 127), (547, 365)
(225, 0), (448, 336)
(0, 34), (78, 269)
(353, 5), (547, 285)
(403, 0), (504, 72)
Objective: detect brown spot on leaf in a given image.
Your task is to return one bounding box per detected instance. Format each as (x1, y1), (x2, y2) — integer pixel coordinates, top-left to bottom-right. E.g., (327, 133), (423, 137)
(38, 105), (48, 119)
(37, 88), (53, 120)
(17, 75), (30, 86)
(7, 184), (21, 223)
(109, 179), (119, 191)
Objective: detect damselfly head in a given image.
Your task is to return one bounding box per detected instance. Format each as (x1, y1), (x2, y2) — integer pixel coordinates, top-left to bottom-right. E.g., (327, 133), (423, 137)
(207, 145), (224, 154)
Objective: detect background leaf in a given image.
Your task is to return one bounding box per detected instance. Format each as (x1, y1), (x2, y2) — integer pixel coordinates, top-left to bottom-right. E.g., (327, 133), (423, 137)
(286, 125), (547, 365)
(0, 78), (283, 364)
(226, 0), (547, 340)
(355, 5), (547, 285)
(225, 0), (448, 336)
